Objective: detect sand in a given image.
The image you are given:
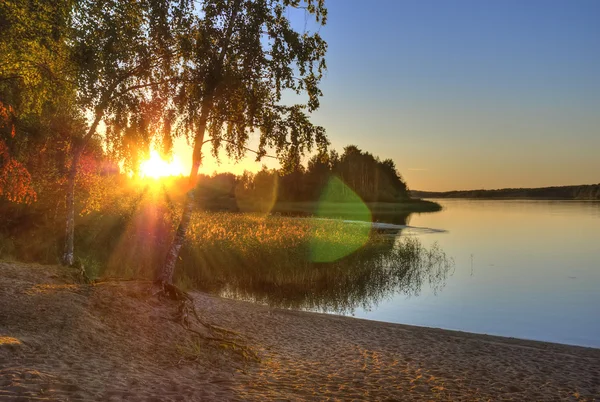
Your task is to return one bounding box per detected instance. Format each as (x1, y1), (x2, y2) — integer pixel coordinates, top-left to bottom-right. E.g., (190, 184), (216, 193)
(1, 261), (599, 401)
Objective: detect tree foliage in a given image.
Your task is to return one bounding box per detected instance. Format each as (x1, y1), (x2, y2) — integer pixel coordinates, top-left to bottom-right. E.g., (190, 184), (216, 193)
(0, 0), (73, 114)
(156, 0), (330, 283)
(0, 0), (74, 204)
(70, 0), (191, 166)
(171, 0), (328, 174)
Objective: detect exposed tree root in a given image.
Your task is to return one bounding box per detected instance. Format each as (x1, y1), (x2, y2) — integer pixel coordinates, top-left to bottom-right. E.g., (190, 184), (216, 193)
(153, 280), (259, 362)
(67, 259), (91, 284)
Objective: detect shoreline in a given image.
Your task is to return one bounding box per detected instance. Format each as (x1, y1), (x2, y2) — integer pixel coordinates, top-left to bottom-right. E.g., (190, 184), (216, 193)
(214, 292), (600, 353)
(218, 292), (599, 351)
(344, 313), (600, 351)
(2, 261), (600, 400)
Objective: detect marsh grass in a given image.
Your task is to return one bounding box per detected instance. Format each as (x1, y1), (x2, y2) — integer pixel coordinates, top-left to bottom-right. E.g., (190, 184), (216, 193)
(175, 212), (453, 314)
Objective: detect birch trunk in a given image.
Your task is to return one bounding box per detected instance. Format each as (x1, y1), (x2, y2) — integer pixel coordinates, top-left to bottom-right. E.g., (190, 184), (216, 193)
(61, 149), (80, 266)
(61, 113), (103, 266)
(156, 177), (197, 284)
(155, 0), (241, 284)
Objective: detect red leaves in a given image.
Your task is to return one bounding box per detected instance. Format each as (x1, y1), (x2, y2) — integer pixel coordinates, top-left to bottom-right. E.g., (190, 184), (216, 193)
(0, 139), (37, 204)
(0, 101), (37, 204)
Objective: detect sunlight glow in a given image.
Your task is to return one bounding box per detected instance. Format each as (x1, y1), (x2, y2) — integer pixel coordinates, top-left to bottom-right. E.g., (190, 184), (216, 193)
(139, 150), (185, 178)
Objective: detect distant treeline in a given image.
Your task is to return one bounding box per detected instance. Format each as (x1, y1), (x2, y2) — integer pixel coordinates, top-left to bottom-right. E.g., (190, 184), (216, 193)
(197, 145), (411, 206)
(411, 184), (600, 200)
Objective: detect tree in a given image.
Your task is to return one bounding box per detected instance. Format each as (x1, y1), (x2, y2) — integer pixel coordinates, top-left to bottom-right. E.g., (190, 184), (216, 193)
(60, 0), (191, 265)
(156, 0), (329, 284)
(0, 104), (37, 204)
(0, 0), (74, 205)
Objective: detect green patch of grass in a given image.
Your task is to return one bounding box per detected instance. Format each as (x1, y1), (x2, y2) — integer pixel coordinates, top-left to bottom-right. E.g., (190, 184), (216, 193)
(0, 233), (16, 260)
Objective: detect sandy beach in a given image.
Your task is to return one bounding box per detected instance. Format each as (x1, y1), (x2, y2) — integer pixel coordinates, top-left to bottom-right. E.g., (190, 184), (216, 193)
(1, 261), (599, 401)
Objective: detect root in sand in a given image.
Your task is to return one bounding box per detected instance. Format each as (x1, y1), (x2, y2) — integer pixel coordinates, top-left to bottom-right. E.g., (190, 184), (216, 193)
(153, 280), (260, 362)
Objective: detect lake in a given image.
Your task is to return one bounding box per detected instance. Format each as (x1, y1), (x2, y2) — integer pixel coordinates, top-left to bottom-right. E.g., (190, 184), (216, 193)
(352, 199), (600, 348)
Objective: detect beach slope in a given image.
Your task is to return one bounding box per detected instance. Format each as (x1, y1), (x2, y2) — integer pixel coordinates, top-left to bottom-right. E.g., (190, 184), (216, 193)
(1, 262), (599, 401)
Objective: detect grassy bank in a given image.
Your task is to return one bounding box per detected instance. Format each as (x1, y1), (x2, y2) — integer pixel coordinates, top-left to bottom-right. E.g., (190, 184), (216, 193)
(99, 209), (452, 313)
(1, 182), (449, 314)
(175, 213), (452, 312)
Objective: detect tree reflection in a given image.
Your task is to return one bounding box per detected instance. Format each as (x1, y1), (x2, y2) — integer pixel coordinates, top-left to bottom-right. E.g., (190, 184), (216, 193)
(203, 235), (454, 315)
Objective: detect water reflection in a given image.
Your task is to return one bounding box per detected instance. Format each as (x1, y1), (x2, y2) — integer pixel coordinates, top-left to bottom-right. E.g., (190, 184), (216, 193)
(369, 199), (600, 347)
(202, 236), (454, 315)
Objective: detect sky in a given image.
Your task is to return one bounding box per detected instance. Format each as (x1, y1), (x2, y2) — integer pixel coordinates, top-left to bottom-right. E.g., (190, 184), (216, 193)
(175, 0), (600, 191)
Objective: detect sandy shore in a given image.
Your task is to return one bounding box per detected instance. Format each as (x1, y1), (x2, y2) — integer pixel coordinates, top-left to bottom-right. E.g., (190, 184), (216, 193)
(1, 262), (599, 401)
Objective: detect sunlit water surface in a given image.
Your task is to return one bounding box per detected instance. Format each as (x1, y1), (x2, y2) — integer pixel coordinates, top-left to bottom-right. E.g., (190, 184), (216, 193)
(354, 199), (600, 348)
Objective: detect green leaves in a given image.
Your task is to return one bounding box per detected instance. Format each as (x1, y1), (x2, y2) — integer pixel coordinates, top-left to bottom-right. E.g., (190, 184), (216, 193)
(0, 0), (74, 115)
(172, 0), (329, 172)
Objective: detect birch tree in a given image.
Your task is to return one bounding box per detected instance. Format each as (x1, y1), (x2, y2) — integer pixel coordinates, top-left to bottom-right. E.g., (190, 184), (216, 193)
(156, 0), (329, 284)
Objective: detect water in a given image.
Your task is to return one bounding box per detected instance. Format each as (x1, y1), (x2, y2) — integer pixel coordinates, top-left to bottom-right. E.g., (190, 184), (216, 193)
(353, 199), (600, 348)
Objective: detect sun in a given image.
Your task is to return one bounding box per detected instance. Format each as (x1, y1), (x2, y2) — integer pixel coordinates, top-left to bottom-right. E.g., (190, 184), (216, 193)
(139, 150), (185, 178)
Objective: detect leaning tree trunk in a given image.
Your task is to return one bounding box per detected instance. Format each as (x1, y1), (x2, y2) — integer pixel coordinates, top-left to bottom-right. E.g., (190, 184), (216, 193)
(156, 185), (197, 284)
(156, 105), (211, 284)
(156, 1), (240, 285)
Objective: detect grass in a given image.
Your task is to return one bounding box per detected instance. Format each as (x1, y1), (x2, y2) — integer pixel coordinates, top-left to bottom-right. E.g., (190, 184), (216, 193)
(274, 200), (442, 215)
(173, 212), (453, 313)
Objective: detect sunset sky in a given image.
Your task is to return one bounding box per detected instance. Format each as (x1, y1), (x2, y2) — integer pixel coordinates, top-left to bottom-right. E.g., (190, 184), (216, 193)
(177, 0), (600, 191)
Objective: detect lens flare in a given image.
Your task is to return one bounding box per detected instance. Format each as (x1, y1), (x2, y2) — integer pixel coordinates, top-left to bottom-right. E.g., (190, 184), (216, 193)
(310, 176), (372, 262)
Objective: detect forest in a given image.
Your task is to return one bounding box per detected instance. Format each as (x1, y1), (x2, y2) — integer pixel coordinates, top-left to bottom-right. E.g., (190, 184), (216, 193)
(198, 146), (410, 206)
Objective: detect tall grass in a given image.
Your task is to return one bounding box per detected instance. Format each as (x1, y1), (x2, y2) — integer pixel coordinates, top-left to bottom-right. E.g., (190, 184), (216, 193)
(174, 212), (453, 314)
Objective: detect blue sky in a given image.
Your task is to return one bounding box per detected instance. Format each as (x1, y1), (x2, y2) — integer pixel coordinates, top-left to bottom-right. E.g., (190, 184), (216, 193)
(186, 0), (599, 191)
(309, 0), (600, 190)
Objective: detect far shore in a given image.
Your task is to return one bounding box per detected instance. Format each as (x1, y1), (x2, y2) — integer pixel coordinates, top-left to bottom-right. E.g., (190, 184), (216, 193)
(2, 261), (599, 401)
(411, 184), (600, 200)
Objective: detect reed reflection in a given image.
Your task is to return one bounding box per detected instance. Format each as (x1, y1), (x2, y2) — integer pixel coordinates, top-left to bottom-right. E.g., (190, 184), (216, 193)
(201, 235), (454, 315)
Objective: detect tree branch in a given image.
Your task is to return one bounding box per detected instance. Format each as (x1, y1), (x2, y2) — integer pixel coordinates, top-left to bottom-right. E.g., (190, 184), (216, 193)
(109, 78), (177, 101)
(201, 136), (278, 159)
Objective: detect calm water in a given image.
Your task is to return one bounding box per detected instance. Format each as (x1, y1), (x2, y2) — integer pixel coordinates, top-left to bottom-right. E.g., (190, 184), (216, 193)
(354, 199), (600, 348)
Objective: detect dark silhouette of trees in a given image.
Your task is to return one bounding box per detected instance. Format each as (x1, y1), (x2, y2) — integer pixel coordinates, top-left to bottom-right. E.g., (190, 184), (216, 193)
(283, 145), (410, 202)
(332, 146), (408, 202)
(196, 145), (411, 205)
